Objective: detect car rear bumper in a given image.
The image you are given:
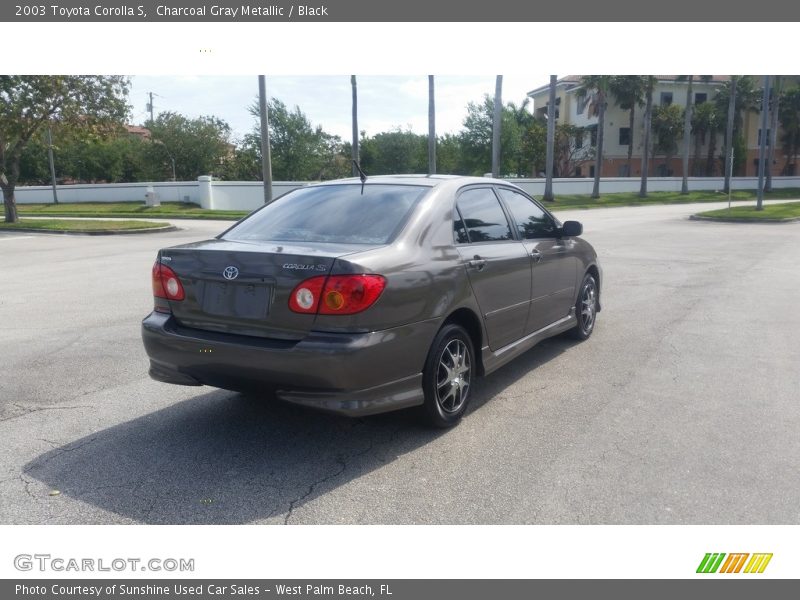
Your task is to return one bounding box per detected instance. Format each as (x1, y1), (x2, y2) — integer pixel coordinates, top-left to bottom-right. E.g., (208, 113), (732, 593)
(141, 312), (437, 416)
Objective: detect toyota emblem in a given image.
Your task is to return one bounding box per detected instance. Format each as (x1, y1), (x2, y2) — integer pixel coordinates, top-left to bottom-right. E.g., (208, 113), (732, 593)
(223, 266), (239, 280)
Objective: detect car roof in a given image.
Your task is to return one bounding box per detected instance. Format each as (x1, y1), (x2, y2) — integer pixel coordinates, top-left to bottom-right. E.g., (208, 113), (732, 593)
(310, 174), (520, 191)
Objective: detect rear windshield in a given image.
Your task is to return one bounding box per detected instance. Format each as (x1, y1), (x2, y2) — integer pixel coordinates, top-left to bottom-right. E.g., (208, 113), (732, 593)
(222, 184), (429, 245)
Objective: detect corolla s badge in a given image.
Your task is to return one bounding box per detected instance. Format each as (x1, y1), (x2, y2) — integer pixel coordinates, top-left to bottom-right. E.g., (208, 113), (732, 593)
(223, 266), (239, 280)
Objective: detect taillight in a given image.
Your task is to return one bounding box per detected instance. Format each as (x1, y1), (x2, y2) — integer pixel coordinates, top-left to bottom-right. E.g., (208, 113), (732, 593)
(289, 275), (386, 315)
(288, 275), (326, 313)
(152, 261), (185, 302)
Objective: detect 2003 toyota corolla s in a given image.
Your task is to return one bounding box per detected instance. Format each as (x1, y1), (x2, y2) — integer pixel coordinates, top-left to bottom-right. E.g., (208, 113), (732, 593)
(142, 175), (601, 427)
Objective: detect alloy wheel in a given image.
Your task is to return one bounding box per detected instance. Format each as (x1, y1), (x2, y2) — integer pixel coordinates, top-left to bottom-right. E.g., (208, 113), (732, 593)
(435, 339), (471, 413)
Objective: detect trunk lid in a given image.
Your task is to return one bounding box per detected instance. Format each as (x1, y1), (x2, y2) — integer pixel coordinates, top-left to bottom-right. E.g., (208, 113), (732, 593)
(159, 239), (375, 340)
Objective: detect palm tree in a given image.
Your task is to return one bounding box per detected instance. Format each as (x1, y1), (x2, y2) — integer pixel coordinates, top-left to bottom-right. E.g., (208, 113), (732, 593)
(492, 75), (503, 178)
(351, 75), (359, 176)
(428, 75), (436, 175)
(722, 77), (737, 193)
(716, 76), (760, 189)
(779, 85), (800, 175)
(578, 75), (613, 198)
(257, 75), (273, 203)
(766, 76), (782, 192)
(543, 75), (557, 202)
(679, 75), (713, 192)
(691, 102), (718, 176)
(609, 76), (646, 176)
(652, 104), (684, 174)
(639, 76), (656, 197)
(679, 75), (694, 193)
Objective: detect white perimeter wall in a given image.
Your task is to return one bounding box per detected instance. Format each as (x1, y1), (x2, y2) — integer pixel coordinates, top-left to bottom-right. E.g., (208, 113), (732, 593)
(14, 176), (800, 212)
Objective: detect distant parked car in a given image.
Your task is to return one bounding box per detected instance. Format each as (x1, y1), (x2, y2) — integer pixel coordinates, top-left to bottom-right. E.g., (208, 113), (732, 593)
(142, 175), (601, 427)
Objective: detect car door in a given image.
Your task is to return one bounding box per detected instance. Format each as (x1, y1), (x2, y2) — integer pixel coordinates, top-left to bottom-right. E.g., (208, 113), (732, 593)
(454, 187), (531, 351)
(496, 187), (579, 334)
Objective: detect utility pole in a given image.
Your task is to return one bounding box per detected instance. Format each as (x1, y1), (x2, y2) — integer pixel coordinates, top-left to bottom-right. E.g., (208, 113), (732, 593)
(543, 75), (557, 202)
(47, 125), (58, 204)
(147, 92), (155, 124)
(258, 76), (273, 204)
(351, 75), (359, 176)
(756, 75), (770, 211)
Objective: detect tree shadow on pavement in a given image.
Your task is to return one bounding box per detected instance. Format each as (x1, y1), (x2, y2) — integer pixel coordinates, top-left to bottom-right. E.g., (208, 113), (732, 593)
(23, 337), (574, 524)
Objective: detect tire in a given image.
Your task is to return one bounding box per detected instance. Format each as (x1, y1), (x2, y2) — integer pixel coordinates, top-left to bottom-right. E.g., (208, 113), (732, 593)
(421, 323), (475, 428)
(568, 272), (599, 340)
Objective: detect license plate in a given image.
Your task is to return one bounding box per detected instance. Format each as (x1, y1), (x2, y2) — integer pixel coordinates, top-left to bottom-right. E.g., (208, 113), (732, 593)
(201, 282), (270, 319)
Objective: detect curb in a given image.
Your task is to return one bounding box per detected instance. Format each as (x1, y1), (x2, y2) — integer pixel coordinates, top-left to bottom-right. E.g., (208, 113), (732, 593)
(689, 215), (800, 224)
(18, 213), (242, 221)
(0, 225), (179, 236)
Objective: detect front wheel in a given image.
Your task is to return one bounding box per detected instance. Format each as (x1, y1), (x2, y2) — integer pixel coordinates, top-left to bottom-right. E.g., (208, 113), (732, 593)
(568, 273), (598, 340)
(421, 324), (475, 428)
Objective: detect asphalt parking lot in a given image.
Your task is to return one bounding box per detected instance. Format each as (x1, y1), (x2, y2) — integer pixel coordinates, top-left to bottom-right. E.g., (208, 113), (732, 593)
(1, 201), (798, 525)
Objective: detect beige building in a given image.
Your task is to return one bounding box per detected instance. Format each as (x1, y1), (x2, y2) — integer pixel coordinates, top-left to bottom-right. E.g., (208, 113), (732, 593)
(527, 75), (795, 178)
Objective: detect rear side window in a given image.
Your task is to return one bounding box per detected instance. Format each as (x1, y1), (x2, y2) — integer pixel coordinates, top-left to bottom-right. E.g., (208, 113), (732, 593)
(496, 188), (556, 239)
(456, 188), (513, 243)
(223, 184), (428, 245)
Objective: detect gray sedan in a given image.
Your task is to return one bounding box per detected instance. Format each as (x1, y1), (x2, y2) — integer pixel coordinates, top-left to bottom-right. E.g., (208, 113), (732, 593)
(142, 175), (601, 427)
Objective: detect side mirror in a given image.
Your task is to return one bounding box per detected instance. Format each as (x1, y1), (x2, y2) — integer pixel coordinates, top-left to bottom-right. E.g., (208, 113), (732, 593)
(561, 220), (583, 237)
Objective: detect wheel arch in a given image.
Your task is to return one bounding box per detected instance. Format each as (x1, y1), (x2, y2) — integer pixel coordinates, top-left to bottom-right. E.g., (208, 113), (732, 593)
(441, 307), (486, 376)
(585, 263), (602, 311)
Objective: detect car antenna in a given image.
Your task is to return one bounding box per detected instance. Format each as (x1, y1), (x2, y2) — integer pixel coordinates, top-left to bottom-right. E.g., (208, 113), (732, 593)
(352, 160), (368, 195)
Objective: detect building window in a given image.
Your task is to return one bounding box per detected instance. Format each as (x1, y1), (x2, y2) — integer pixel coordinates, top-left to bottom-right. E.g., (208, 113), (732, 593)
(576, 95), (587, 115)
(575, 166), (582, 177)
(619, 127), (631, 146)
(660, 92), (673, 106)
(590, 128), (597, 147)
(694, 92), (707, 105)
(589, 165), (595, 178)
(758, 129), (771, 146)
(618, 164), (631, 177)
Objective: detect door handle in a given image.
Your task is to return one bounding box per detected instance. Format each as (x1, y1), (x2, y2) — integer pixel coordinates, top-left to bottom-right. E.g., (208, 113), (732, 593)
(529, 249), (543, 263)
(467, 256), (486, 270)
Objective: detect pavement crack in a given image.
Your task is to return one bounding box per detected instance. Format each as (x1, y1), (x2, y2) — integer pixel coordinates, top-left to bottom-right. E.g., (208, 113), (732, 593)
(18, 473), (37, 500)
(24, 436), (100, 474)
(283, 426), (380, 525)
(283, 456), (348, 525)
(1, 404), (91, 424)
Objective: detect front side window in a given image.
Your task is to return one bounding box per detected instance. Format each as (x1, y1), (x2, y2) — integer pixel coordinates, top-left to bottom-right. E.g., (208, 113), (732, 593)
(223, 184), (428, 245)
(496, 188), (556, 239)
(456, 188), (513, 243)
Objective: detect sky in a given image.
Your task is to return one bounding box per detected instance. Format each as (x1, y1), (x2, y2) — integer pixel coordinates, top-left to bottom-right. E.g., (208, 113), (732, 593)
(128, 75), (549, 143)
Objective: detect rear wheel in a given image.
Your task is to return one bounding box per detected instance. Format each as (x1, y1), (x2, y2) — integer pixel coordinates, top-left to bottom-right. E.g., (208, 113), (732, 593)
(421, 324), (474, 428)
(569, 273), (598, 340)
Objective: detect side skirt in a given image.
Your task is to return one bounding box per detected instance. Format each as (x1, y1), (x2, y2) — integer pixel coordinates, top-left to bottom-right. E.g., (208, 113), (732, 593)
(480, 309), (578, 376)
